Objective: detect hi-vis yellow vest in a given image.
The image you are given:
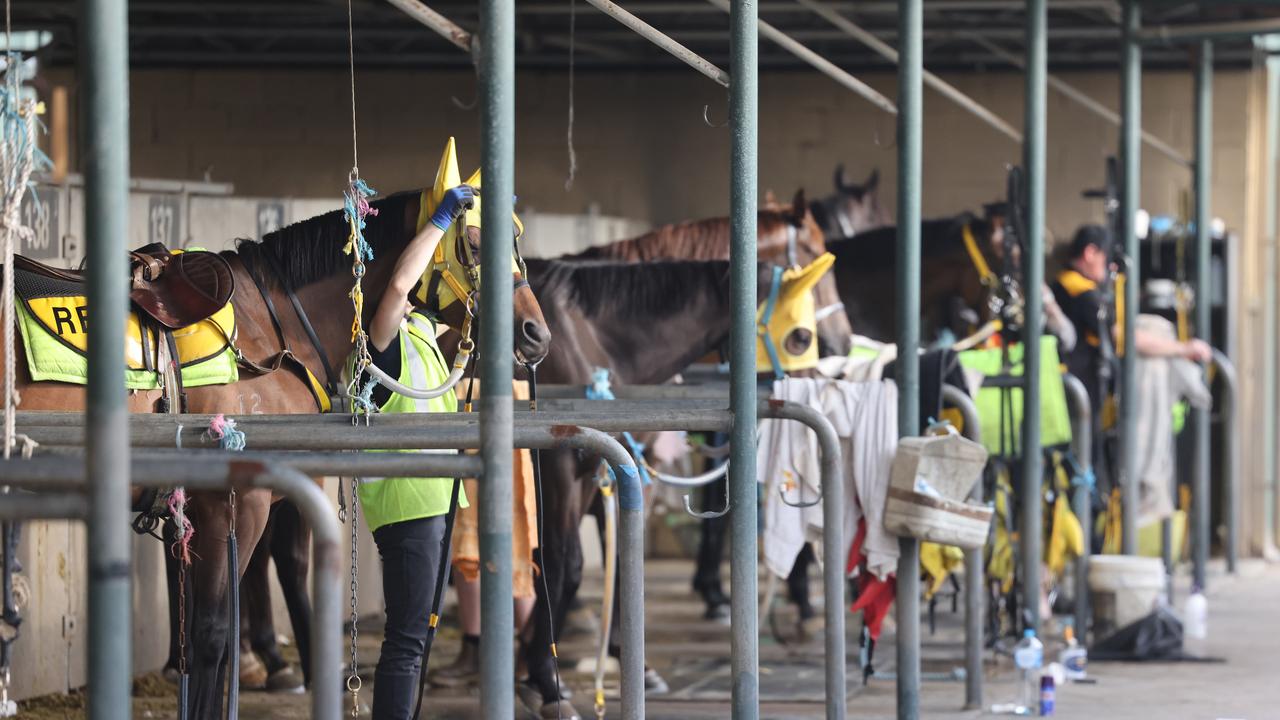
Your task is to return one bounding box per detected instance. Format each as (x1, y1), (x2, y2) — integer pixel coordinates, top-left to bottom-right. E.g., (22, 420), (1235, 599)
(353, 312), (465, 532)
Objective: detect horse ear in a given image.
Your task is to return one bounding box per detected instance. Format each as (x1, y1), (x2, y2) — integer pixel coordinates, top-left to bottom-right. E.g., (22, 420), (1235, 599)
(834, 164), (849, 193)
(865, 168), (880, 192)
(763, 188), (779, 208)
(791, 189), (807, 221)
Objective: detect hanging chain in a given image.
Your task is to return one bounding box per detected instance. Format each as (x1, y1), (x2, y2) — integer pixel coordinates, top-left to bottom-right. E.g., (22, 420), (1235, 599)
(177, 545), (188, 677)
(346, 479), (362, 716)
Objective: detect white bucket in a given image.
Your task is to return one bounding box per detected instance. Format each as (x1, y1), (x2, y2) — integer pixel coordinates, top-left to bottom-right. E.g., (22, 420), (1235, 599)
(1087, 555), (1166, 636)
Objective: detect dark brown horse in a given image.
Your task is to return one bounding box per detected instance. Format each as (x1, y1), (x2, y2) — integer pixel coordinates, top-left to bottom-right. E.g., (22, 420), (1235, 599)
(568, 190), (855, 357)
(514, 258), (780, 718)
(825, 213), (1002, 343)
(10, 188), (550, 719)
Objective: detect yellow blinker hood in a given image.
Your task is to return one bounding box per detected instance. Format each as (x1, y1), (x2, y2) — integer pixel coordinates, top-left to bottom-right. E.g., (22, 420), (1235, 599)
(756, 252), (835, 375)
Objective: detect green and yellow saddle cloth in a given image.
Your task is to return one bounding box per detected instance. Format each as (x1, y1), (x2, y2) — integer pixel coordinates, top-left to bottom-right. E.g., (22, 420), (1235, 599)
(13, 251), (239, 392)
(346, 311), (466, 532)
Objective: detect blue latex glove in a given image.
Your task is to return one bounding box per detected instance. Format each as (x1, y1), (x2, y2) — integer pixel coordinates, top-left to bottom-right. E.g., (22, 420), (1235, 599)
(429, 185), (477, 231)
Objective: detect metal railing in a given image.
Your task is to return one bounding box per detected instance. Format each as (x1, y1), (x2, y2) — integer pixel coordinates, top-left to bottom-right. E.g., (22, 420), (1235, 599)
(940, 385), (985, 710)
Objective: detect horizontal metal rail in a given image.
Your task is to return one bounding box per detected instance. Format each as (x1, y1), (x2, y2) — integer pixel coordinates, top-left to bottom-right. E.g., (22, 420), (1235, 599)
(1139, 17), (1280, 44)
(961, 31), (1189, 167)
(0, 492), (89, 520)
(0, 458), (344, 720)
(384, 0), (472, 52)
(796, 0), (1019, 142)
(1061, 373), (1092, 641)
(941, 384), (984, 710)
(705, 0), (897, 115)
(583, 0), (731, 86)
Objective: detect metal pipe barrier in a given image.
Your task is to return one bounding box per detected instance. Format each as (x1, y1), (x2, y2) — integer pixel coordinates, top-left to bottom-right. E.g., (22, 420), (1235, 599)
(1061, 374), (1093, 640)
(940, 385), (984, 710)
(1192, 39), (1213, 592)
(1022, 0), (1048, 637)
(961, 31), (1188, 167)
(1263, 50), (1280, 561)
(0, 493), (89, 521)
(728, 2), (761, 717)
(895, 0), (923, 717)
(1119, 0), (1142, 556)
(796, 0), (1018, 141)
(0, 457), (344, 720)
(82, 0), (133, 715)
(478, 2), (518, 717)
(706, 0), (898, 115)
(1212, 349), (1238, 573)
(384, 0), (472, 52)
(583, 0), (731, 86)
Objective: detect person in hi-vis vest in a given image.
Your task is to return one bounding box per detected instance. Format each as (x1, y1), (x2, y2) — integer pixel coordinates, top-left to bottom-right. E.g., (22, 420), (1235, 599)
(356, 181), (474, 719)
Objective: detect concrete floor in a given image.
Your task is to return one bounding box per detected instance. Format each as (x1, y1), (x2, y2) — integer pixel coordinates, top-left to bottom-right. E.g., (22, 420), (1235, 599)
(17, 557), (1279, 719)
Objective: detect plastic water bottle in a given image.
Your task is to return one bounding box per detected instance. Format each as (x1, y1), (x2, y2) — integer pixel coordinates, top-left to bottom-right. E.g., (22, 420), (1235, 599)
(1013, 629), (1044, 712)
(1059, 625), (1088, 681)
(1183, 587), (1208, 656)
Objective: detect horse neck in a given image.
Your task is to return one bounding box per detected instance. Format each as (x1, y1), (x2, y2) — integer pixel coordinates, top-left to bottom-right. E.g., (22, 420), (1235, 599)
(292, 256), (397, 374)
(591, 282), (734, 384)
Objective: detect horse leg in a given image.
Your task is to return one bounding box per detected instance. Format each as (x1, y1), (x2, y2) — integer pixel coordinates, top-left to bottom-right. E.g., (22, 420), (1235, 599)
(270, 500), (312, 686)
(185, 491), (271, 720)
(241, 507), (284, 688)
(522, 450), (583, 711)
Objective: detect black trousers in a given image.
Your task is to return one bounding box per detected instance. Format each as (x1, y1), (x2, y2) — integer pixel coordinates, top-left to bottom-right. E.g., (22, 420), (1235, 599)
(371, 514), (448, 720)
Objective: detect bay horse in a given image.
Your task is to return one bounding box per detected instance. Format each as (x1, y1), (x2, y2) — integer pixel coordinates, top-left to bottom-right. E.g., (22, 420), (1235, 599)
(567, 190), (855, 357)
(8, 187), (551, 720)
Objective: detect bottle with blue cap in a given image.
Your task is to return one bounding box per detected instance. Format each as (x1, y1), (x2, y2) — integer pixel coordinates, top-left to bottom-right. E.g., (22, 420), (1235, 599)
(1013, 628), (1044, 714)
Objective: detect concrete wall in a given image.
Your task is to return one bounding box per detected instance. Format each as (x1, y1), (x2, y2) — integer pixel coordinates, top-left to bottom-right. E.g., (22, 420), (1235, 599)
(43, 67), (1248, 240)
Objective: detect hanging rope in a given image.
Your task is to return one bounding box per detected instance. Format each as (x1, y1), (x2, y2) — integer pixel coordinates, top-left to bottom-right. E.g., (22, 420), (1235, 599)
(563, 0), (578, 191)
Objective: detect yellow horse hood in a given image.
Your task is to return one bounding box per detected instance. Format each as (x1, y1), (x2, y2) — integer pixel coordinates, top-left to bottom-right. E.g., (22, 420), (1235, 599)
(756, 252), (835, 375)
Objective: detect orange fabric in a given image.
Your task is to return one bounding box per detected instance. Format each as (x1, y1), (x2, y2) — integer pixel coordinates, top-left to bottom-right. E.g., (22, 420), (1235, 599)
(451, 380), (540, 598)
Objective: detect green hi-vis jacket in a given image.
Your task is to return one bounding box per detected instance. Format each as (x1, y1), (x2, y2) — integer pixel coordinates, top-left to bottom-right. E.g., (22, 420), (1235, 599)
(352, 312), (466, 533)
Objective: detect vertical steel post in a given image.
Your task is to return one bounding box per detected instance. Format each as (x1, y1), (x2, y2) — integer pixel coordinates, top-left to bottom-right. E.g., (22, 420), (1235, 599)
(894, 1), (922, 718)
(728, 1), (760, 717)
(1062, 374), (1093, 638)
(941, 385), (984, 710)
(1263, 51), (1279, 558)
(1022, 0), (1047, 636)
(1192, 40), (1213, 592)
(80, 0), (132, 717)
(1119, 0), (1142, 556)
(477, 1), (515, 717)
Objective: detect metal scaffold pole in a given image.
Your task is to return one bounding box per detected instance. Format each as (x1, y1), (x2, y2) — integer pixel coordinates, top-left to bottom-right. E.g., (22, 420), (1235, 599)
(728, 1), (761, 718)
(1192, 39), (1213, 591)
(80, 0), (133, 716)
(1119, 0), (1142, 556)
(894, 0), (922, 718)
(477, 0), (516, 717)
(1021, 0), (1047, 636)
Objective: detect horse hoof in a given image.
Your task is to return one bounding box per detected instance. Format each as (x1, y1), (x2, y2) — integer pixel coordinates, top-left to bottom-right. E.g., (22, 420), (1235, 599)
(240, 650), (268, 690)
(539, 699), (582, 720)
(796, 616), (823, 643)
(161, 666), (180, 685)
(644, 667), (669, 696)
(265, 667), (305, 694)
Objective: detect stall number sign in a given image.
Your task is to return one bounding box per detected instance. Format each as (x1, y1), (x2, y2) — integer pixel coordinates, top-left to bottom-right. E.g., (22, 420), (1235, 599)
(148, 195), (181, 248)
(19, 188), (60, 260)
(257, 201), (285, 238)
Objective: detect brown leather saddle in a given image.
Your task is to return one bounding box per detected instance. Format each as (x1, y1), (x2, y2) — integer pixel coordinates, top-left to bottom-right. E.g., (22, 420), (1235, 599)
(14, 243), (235, 329)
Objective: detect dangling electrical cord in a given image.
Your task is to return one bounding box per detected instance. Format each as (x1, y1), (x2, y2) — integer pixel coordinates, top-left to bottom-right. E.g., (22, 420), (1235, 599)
(526, 363), (567, 720)
(411, 351), (477, 720)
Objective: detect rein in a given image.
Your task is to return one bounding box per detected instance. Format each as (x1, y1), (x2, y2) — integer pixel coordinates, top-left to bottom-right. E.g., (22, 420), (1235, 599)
(961, 223), (997, 289)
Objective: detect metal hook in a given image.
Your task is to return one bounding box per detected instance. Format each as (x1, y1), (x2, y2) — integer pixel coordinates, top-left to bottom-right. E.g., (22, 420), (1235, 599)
(451, 93), (478, 111)
(683, 482), (729, 520)
(778, 470), (822, 508)
(702, 103), (728, 129)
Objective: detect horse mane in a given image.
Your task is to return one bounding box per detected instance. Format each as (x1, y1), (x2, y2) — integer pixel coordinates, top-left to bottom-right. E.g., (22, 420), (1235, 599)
(569, 210), (795, 261)
(527, 258), (734, 322)
(229, 191), (417, 289)
(825, 212), (986, 266)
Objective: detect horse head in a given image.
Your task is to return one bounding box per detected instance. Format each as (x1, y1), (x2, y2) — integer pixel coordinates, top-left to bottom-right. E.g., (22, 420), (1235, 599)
(414, 139), (551, 365)
(769, 189), (854, 357)
(830, 164), (892, 235)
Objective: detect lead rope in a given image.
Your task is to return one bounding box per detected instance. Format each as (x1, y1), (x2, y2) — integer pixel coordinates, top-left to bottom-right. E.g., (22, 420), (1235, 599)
(526, 364), (567, 720)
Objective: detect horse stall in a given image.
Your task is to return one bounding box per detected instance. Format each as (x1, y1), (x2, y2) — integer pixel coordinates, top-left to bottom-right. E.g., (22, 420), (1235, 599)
(8, 2), (1280, 720)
